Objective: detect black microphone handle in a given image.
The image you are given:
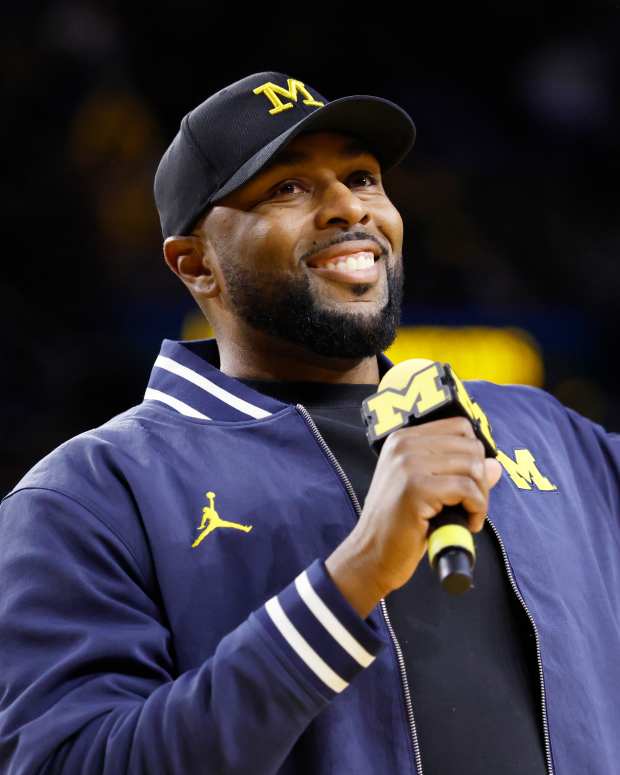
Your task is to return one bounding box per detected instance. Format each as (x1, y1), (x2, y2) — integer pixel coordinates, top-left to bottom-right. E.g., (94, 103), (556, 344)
(427, 504), (475, 595)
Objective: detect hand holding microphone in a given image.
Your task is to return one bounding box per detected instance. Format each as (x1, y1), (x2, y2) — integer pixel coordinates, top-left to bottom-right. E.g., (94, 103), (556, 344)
(325, 360), (503, 617)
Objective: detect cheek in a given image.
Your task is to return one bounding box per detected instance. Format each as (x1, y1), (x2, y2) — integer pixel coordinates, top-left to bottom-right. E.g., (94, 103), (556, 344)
(236, 216), (299, 271)
(377, 201), (404, 250)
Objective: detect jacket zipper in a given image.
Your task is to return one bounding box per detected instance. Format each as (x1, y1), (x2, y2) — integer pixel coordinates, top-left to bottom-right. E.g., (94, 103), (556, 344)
(296, 404), (423, 774)
(485, 516), (554, 775)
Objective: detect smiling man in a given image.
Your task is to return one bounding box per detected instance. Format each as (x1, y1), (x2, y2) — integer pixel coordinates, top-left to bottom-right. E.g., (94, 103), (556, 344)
(2, 72), (620, 775)
(165, 130), (405, 378)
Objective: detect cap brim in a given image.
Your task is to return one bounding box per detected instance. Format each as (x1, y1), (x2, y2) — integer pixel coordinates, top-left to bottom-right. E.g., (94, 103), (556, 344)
(210, 95), (416, 203)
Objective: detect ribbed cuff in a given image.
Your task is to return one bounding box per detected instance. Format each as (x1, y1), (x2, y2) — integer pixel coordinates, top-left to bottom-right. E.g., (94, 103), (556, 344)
(254, 559), (385, 700)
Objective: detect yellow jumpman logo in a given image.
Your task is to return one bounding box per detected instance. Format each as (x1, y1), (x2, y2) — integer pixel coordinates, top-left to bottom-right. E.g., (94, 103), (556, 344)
(191, 491), (253, 549)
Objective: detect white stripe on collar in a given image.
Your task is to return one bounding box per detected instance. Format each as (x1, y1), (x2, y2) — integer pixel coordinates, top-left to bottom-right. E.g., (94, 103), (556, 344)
(154, 355), (271, 420)
(144, 388), (210, 420)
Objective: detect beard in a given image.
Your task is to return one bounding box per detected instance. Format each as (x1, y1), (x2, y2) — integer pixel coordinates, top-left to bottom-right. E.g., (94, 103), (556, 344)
(219, 255), (404, 359)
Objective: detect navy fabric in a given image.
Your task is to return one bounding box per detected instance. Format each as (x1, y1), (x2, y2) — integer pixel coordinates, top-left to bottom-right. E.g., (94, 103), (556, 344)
(1, 338), (619, 774)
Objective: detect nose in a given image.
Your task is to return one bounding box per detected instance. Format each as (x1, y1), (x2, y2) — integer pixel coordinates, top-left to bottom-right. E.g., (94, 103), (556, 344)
(314, 180), (370, 230)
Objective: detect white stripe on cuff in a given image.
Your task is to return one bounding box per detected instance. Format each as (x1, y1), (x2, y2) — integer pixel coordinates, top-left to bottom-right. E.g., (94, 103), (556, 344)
(265, 597), (348, 694)
(295, 571), (376, 668)
(144, 388), (210, 419)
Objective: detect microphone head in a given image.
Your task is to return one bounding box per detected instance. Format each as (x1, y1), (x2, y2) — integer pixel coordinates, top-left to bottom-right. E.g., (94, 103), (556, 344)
(378, 358), (435, 392)
(363, 358), (498, 457)
(363, 359), (452, 452)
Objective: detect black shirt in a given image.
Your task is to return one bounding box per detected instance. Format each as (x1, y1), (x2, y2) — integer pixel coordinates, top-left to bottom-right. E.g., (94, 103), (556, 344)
(241, 378), (548, 775)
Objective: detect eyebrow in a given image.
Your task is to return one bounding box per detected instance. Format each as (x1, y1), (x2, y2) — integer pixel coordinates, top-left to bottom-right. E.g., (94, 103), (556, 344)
(260, 138), (375, 174)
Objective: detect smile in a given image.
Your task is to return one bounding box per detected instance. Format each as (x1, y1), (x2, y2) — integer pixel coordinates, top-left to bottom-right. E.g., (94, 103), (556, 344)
(306, 248), (381, 285)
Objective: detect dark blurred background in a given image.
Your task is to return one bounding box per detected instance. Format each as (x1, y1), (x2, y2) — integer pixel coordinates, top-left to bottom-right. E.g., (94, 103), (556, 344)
(2, 1), (619, 494)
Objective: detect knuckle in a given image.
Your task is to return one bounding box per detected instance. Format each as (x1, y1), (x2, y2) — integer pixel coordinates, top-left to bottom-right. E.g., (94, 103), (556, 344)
(418, 502), (437, 520)
(386, 445), (417, 474)
(465, 477), (478, 495)
(380, 432), (398, 452)
(464, 477), (481, 501)
(392, 451), (409, 471)
(454, 417), (473, 436)
(380, 434), (400, 460)
(469, 459), (483, 479)
(385, 428), (409, 452)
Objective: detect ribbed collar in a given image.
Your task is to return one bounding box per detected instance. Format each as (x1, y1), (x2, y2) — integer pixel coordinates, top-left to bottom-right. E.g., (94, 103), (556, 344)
(143, 338), (393, 423)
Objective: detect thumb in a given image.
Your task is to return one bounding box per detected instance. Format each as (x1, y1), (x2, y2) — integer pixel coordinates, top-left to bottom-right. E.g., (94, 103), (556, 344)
(484, 458), (503, 489)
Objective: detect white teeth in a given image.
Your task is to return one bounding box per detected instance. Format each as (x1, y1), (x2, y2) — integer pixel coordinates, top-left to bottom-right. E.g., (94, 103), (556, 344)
(322, 250), (375, 272)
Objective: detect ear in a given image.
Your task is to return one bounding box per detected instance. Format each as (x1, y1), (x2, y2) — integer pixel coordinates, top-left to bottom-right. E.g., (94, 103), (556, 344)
(163, 235), (220, 298)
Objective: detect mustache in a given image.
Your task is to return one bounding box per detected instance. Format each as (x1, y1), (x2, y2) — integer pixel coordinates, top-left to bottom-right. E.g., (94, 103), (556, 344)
(300, 230), (390, 264)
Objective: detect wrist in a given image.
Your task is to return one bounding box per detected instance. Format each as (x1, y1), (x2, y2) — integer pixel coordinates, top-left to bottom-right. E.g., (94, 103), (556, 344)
(325, 538), (389, 620)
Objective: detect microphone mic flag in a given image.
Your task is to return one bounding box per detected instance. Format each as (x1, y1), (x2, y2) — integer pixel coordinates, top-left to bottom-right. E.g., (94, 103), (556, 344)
(361, 359), (498, 595)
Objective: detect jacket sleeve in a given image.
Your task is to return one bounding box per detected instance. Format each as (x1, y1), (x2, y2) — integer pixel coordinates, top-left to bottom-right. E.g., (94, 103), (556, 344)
(560, 404), (620, 515)
(0, 487), (385, 775)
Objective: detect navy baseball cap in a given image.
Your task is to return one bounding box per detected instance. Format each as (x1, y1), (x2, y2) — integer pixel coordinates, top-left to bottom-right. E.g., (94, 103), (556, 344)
(154, 71), (416, 238)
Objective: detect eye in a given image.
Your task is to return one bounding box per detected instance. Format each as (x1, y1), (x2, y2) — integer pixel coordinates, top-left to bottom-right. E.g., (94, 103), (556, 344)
(269, 180), (306, 197)
(348, 170), (380, 188)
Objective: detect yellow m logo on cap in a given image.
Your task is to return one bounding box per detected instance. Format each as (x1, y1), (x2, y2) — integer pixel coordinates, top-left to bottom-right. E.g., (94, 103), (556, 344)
(253, 79), (325, 115)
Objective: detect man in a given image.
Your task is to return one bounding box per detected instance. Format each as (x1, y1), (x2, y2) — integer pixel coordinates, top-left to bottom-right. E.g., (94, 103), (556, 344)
(0, 71), (618, 774)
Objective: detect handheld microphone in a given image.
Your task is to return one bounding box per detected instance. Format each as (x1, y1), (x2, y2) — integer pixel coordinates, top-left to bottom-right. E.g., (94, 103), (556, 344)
(361, 359), (497, 595)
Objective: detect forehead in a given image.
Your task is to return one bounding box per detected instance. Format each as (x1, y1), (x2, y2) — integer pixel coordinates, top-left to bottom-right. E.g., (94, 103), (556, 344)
(259, 131), (379, 173)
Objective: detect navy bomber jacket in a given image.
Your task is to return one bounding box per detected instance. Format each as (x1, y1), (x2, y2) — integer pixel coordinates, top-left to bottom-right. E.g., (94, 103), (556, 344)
(1, 338), (619, 774)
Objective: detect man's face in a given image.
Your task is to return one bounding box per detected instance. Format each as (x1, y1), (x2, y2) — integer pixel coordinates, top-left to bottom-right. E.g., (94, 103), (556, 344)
(200, 131), (405, 359)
